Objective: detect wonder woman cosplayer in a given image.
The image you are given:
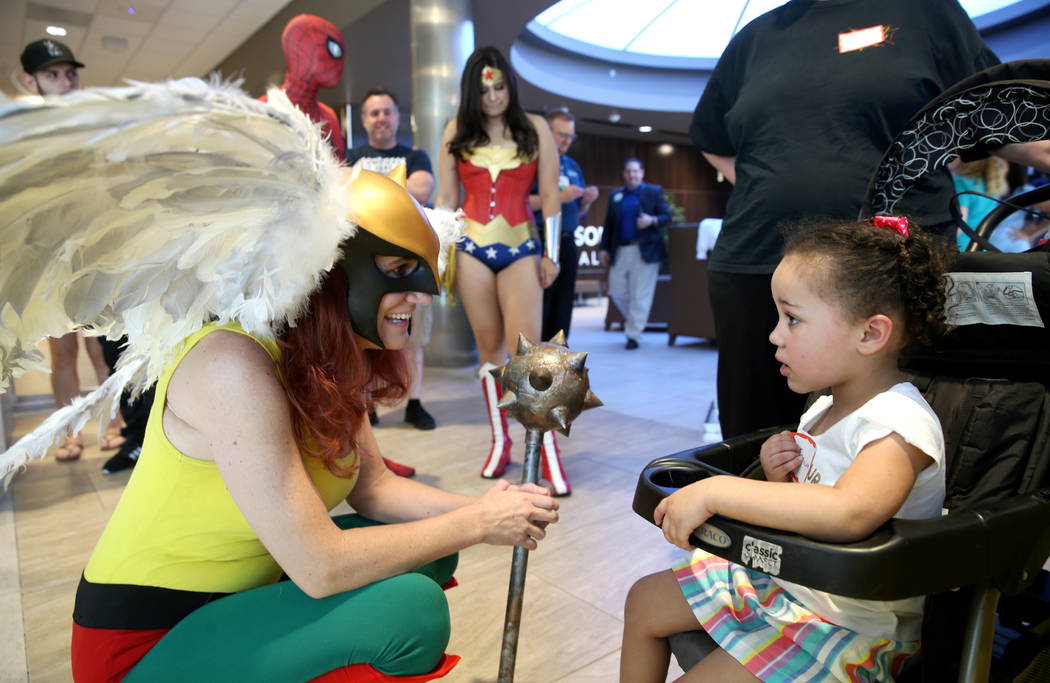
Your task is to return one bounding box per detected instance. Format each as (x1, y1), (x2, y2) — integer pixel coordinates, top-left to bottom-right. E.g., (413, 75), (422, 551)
(437, 46), (573, 496)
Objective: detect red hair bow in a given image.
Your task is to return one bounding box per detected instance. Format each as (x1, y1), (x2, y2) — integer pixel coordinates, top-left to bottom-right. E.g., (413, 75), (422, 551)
(868, 215), (909, 237)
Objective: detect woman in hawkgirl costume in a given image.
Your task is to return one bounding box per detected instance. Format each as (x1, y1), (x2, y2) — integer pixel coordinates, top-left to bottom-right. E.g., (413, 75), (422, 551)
(0, 79), (558, 682)
(437, 46), (573, 496)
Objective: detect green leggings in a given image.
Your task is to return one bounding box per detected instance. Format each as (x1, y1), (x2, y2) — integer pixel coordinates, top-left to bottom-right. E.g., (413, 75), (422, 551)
(124, 515), (458, 682)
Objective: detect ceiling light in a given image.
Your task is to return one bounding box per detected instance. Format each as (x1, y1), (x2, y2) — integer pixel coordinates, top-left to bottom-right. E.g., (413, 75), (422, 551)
(639, 125), (653, 133)
(102, 35), (129, 51)
(46, 25), (67, 36)
(657, 144), (674, 156)
(608, 112), (621, 123)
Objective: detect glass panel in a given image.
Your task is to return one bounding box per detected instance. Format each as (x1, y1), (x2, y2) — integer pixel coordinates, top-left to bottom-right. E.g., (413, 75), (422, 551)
(533, 0), (1022, 61)
(628, 1), (745, 59)
(540, 0), (674, 51)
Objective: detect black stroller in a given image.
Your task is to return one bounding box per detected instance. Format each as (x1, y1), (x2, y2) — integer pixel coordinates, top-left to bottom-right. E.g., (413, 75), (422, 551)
(633, 60), (1050, 682)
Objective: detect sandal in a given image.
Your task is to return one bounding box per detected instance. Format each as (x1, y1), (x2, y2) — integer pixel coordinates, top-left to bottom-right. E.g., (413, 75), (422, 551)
(100, 426), (126, 451)
(56, 435), (83, 462)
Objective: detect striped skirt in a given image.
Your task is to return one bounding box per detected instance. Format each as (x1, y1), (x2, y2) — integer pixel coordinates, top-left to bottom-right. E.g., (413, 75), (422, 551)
(672, 550), (920, 682)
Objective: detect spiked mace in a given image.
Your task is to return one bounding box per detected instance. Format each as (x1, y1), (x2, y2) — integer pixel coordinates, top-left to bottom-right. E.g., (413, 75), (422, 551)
(492, 331), (602, 682)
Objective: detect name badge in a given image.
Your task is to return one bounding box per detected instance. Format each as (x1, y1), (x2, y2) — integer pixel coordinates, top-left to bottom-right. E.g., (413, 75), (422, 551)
(613, 192), (623, 203)
(838, 25), (889, 53)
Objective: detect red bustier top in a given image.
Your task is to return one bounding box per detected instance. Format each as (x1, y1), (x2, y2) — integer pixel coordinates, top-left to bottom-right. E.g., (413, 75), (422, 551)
(457, 155), (537, 228)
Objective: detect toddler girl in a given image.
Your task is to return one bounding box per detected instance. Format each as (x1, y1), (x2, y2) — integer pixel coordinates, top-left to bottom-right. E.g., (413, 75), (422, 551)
(622, 218), (950, 682)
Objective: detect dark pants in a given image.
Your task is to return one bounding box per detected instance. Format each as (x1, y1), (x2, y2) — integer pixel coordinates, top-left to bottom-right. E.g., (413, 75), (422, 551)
(542, 233), (579, 342)
(100, 337), (155, 446)
(708, 270), (806, 439)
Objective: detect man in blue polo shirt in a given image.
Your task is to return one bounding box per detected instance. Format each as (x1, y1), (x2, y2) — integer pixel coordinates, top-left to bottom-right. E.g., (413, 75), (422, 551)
(599, 158), (671, 349)
(529, 108), (599, 341)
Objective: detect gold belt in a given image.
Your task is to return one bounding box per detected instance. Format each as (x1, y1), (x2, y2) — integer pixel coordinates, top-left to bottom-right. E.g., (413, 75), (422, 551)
(464, 217), (532, 248)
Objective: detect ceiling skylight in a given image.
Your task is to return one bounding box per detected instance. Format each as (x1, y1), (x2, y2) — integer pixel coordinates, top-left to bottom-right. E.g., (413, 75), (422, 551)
(531, 0), (1027, 61)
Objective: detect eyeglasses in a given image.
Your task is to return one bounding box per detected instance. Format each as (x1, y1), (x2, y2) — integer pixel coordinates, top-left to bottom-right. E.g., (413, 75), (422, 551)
(553, 132), (576, 141)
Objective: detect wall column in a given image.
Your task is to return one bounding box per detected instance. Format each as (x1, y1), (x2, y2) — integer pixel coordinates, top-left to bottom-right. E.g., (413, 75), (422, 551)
(410, 0), (477, 367)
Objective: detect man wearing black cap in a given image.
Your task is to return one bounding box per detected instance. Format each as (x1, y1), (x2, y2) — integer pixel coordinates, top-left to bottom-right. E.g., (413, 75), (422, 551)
(18, 37), (105, 464)
(19, 38), (83, 96)
(20, 38), (149, 474)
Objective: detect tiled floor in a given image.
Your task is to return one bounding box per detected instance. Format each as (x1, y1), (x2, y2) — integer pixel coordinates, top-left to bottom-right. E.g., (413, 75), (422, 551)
(3, 301), (720, 682)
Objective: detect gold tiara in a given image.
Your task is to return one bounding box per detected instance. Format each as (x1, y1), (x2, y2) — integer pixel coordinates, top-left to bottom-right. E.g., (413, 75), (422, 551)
(481, 65), (503, 85)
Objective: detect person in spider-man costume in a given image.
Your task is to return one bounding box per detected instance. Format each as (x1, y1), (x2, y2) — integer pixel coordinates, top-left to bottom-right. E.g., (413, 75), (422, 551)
(267, 14), (346, 154)
(266, 15), (423, 479)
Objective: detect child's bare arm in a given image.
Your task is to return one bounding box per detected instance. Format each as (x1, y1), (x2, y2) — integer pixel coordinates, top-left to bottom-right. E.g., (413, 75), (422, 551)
(760, 431), (802, 482)
(655, 432), (933, 547)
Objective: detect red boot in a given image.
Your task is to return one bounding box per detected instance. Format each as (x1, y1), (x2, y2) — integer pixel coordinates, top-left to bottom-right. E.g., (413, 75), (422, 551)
(541, 430), (571, 496)
(383, 457), (416, 477)
(479, 362), (512, 478)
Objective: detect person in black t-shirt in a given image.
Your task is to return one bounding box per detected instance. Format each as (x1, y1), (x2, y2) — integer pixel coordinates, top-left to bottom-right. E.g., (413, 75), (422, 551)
(347, 88), (438, 471)
(347, 88), (434, 206)
(692, 0), (1049, 440)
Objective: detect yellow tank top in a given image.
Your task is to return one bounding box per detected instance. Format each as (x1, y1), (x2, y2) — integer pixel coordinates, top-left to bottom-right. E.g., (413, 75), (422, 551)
(84, 323), (358, 593)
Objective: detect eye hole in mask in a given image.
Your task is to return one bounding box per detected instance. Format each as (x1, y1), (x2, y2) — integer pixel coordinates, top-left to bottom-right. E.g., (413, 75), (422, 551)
(375, 255), (420, 279)
(327, 38), (343, 59)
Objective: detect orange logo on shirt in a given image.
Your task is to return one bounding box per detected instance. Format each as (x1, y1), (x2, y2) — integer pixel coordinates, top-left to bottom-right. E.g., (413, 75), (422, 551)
(838, 25), (898, 53)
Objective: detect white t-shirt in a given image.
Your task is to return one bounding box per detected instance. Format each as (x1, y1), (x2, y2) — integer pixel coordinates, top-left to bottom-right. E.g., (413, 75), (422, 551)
(773, 382), (945, 641)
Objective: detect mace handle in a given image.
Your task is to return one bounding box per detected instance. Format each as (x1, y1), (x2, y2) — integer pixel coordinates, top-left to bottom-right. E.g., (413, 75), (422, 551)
(497, 426), (544, 682)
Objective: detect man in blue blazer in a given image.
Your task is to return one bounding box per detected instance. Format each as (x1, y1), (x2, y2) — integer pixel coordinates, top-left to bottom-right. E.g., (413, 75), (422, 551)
(599, 158), (672, 349)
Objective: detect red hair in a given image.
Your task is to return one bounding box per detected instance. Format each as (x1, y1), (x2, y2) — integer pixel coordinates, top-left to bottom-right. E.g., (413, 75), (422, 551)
(279, 269), (408, 476)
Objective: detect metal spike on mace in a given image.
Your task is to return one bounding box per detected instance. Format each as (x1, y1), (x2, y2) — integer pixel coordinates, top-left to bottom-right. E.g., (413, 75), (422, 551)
(490, 331), (602, 683)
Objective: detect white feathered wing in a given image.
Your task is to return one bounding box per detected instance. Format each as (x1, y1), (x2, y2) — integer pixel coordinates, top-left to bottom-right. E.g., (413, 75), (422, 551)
(0, 78), (356, 484)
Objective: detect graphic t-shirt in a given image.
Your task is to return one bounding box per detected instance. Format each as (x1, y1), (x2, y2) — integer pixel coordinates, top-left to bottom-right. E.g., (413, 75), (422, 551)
(773, 382), (945, 641)
(346, 143), (432, 179)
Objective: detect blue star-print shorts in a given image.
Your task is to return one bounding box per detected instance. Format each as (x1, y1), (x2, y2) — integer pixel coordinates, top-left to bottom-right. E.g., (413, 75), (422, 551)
(456, 236), (539, 273)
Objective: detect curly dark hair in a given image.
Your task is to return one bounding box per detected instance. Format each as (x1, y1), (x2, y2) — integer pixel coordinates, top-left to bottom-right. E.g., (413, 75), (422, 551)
(447, 46), (538, 161)
(781, 219), (951, 348)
